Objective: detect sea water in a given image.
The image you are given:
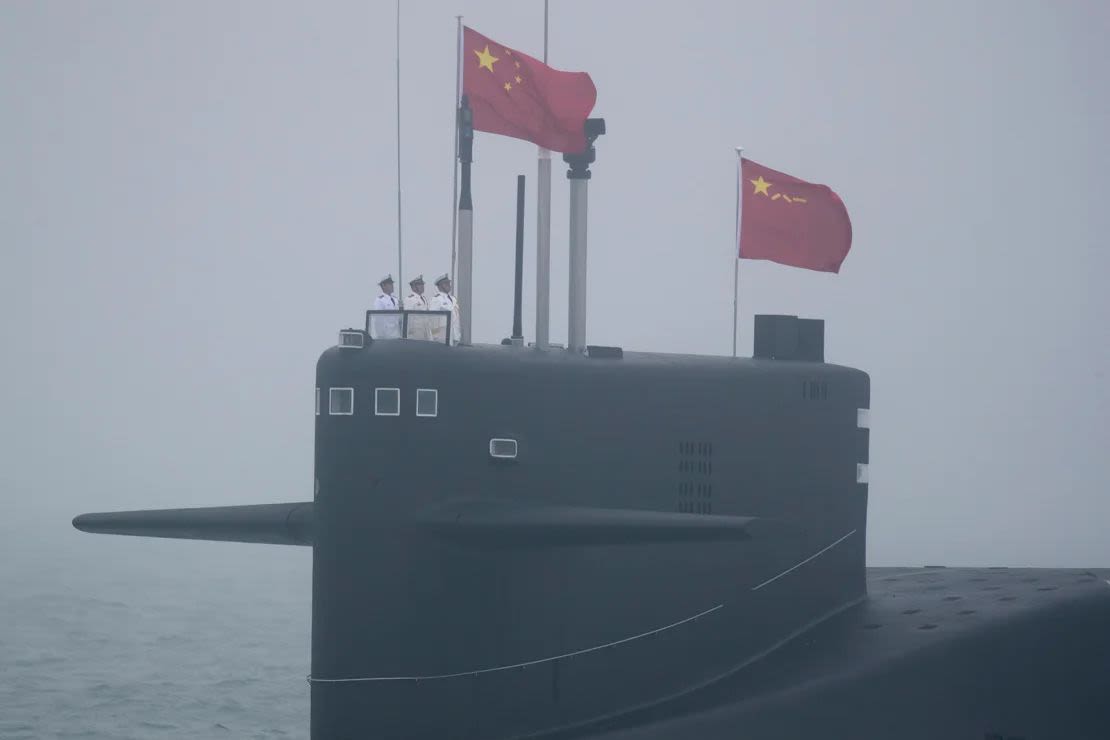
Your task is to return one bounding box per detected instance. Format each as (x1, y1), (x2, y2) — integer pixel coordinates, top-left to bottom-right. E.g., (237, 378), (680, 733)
(1, 532), (311, 739)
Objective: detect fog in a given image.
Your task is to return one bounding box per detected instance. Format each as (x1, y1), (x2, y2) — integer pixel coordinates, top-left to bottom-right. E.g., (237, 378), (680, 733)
(3, 0), (1108, 582)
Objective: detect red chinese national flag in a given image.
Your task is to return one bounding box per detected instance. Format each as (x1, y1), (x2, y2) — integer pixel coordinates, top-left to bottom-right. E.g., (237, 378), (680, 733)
(463, 26), (597, 153)
(738, 158), (853, 273)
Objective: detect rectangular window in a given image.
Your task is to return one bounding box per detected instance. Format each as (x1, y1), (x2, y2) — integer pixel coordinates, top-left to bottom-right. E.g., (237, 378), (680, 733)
(489, 438), (518, 459)
(316, 388), (320, 416)
(416, 389), (438, 417)
(375, 387), (400, 416)
(339, 330), (365, 349)
(329, 387), (354, 415)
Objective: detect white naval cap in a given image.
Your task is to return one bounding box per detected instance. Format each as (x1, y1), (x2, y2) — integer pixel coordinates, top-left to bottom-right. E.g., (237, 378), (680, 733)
(409, 274), (424, 285)
(434, 273), (451, 287)
(378, 274), (394, 286)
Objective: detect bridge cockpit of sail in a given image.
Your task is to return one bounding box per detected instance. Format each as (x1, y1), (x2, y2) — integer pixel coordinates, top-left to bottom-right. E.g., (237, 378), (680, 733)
(363, 309), (453, 344)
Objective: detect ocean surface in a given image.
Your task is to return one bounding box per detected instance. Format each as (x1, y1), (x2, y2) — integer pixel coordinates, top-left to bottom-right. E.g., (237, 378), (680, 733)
(1, 531), (312, 739)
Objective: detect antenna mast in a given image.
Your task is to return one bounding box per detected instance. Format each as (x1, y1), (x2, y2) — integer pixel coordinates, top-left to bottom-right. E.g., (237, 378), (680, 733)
(394, 0), (403, 287)
(535, 0), (552, 349)
(450, 17), (463, 282)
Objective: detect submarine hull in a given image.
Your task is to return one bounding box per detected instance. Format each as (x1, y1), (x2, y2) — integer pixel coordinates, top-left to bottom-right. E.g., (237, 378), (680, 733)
(310, 335), (870, 739)
(70, 316), (1110, 739)
(593, 567), (1110, 740)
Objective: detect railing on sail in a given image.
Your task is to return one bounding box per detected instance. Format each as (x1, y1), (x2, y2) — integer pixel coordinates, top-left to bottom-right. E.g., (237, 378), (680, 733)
(365, 310), (453, 345)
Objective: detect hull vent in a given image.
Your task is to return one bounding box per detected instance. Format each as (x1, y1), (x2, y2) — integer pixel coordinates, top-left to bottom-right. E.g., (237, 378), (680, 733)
(802, 380), (829, 400)
(677, 441), (714, 514)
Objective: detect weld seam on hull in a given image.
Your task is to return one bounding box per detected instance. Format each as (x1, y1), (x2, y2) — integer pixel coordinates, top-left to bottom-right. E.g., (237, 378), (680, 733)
(307, 603), (725, 683)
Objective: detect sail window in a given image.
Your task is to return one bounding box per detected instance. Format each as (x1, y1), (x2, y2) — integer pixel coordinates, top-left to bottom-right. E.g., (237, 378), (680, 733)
(489, 438), (518, 459)
(416, 389), (438, 417)
(338, 330), (365, 349)
(329, 388), (354, 415)
(375, 387), (400, 416)
(316, 388), (320, 416)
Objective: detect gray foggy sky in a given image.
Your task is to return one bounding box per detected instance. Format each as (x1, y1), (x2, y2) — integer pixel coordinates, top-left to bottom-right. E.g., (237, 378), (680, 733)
(3, 0), (1109, 569)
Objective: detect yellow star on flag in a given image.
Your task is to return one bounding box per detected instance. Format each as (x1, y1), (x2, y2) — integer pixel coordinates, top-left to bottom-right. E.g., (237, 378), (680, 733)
(474, 45), (499, 72)
(750, 176), (772, 196)
(504, 82), (512, 91)
(514, 75), (522, 83)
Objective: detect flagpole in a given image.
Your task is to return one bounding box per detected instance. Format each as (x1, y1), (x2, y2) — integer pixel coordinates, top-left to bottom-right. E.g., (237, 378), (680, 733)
(732, 146), (743, 358)
(457, 95), (474, 345)
(450, 16), (463, 282)
(395, 0), (403, 289)
(535, 0), (552, 349)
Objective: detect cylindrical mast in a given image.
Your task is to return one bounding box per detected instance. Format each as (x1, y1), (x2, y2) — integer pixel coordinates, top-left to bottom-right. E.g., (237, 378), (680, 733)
(567, 177), (588, 353)
(457, 96), (474, 345)
(733, 146), (744, 358)
(395, 0), (403, 291)
(535, 0), (552, 349)
(512, 175), (526, 345)
(563, 119), (604, 354)
(537, 153), (551, 349)
(450, 17), (462, 282)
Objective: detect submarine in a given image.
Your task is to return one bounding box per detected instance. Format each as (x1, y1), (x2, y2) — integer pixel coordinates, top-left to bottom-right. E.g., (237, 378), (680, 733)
(73, 120), (1110, 740)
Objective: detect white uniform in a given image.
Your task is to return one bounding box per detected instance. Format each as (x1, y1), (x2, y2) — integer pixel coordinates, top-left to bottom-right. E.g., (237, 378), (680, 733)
(428, 290), (461, 344)
(403, 292), (431, 340)
(403, 292), (428, 311)
(371, 293), (402, 339)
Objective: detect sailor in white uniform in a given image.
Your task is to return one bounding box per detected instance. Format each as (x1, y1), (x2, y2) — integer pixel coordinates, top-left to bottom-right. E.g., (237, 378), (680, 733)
(371, 274), (402, 339)
(428, 273), (461, 345)
(402, 274), (431, 340)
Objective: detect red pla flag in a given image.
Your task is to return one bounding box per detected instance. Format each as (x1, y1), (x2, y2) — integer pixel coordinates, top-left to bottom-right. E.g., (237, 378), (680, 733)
(463, 26), (597, 153)
(738, 158), (853, 273)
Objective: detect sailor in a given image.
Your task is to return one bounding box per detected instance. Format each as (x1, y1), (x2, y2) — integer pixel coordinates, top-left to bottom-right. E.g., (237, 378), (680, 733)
(428, 273), (461, 345)
(371, 274), (402, 339)
(403, 274), (431, 340)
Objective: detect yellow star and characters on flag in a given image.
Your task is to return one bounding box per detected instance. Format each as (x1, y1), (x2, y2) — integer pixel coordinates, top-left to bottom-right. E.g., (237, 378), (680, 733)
(750, 175), (808, 204)
(474, 44), (524, 94)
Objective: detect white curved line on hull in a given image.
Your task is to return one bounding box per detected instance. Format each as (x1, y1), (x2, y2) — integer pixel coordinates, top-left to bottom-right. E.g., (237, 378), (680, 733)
(751, 529), (857, 592)
(310, 528), (858, 684)
(310, 603), (724, 683)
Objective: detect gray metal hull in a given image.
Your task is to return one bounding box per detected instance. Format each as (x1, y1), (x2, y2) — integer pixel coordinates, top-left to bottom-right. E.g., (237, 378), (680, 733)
(309, 339), (869, 738)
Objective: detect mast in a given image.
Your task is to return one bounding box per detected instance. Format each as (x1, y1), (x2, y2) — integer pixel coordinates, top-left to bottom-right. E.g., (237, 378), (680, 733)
(456, 95), (474, 345)
(450, 17), (462, 282)
(512, 175), (526, 345)
(564, 119), (605, 354)
(394, 0), (403, 289)
(733, 146), (743, 357)
(535, 0), (552, 349)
